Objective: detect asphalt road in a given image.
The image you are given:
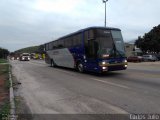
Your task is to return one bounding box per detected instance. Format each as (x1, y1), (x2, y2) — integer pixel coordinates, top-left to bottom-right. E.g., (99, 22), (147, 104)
(11, 60), (160, 118)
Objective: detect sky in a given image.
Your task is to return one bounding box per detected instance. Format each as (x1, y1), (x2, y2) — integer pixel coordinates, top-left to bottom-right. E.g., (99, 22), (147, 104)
(0, 0), (160, 52)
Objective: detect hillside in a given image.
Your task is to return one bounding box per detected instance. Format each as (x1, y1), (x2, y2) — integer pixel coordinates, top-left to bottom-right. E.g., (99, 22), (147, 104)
(15, 45), (44, 54)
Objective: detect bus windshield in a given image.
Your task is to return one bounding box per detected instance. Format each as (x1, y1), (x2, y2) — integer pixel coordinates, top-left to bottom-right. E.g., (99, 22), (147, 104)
(111, 30), (125, 57)
(95, 29), (125, 58)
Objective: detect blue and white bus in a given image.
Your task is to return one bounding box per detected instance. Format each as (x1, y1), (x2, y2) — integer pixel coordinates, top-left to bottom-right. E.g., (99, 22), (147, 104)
(44, 27), (127, 73)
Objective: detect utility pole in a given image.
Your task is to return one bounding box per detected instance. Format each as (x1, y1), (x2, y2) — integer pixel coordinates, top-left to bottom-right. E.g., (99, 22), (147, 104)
(102, 0), (108, 27)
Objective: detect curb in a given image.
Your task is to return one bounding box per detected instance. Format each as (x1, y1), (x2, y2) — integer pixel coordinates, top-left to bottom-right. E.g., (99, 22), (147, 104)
(9, 65), (16, 120)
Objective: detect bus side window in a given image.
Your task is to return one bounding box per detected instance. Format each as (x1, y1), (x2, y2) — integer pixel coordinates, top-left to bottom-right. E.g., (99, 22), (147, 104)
(47, 44), (49, 50)
(76, 34), (81, 45)
(94, 41), (99, 57)
(86, 40), (97, 59)
(49, 42), (52, 50)
(72, 36), (76, 46)
(84, 30), (98, 59)
(54, 41), (58, 49)
(84, 31), (88, 45)
(57, 39), (64, 48)
(45, 44), (48, 51)
(73, 34), (81, 46)
(64, 37), (72, 47)
(84, 31), (89, 57)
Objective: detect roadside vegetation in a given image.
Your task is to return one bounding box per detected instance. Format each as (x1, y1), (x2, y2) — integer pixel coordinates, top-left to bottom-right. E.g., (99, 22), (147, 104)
(0, 59), (7, 64)
(135, 24), (160, 54)
(0, 61), (10, 119)
(14, 45), (44, 54)
(14, 46), (39, 54)
(0, 48), (9, 59)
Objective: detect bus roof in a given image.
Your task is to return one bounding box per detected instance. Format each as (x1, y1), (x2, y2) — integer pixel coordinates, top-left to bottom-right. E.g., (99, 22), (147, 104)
(45, 26), (121, 44)
(79, 26), (121, 32)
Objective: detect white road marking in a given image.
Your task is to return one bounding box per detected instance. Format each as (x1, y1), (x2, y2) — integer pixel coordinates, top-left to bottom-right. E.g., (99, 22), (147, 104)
(91, 78), (130, 89)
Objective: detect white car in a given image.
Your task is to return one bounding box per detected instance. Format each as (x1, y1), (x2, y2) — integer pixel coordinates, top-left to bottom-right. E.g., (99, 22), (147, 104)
(20, 53), (30, 61)
(142, 55), (158, 62)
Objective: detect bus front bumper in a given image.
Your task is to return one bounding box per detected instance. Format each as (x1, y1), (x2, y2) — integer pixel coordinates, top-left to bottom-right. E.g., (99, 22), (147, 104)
(100, 63), (128, 72)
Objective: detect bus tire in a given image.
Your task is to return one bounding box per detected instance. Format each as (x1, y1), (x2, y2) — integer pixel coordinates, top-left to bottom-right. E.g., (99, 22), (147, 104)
(77, 63), (84, 73)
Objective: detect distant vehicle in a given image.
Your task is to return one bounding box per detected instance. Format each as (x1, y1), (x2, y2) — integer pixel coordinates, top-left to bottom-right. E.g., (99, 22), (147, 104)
(11, 57), (15, 60)
(142, 55), (158, 62)
(16, 57), (19, 60)
(127, 56), (143, 62)
(44, 26), (127, 73)
(20, 53), (30, 61)
(30, 53), (36, 59)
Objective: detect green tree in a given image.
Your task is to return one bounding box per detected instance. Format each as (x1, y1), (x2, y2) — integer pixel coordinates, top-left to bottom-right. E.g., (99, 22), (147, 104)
(0, 48), (9, 59)
(135, 25), (160, 53)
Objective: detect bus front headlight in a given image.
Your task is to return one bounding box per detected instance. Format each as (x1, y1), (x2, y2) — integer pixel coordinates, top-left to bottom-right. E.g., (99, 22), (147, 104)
(99, 61), (109, 66)
(102, 67), (107, 70)
(123, 59), (127, 63)
(123, 59), (128, 68)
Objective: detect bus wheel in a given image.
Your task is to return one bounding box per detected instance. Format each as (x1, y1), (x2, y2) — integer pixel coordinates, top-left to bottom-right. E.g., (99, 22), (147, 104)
(77, 63), (84, 73)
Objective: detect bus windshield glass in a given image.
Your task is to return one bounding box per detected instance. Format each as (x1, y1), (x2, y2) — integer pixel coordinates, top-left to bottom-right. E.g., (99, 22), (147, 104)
(111, 30), (125, 57)
(95, 29), (125, 58)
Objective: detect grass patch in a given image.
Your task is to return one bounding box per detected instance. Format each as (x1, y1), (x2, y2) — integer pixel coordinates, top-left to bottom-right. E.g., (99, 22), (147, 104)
(0, 64), (9, 75)
(0, 65), (10, 90)
(0, 59), (7, 64)
(0, 64), (10, 119)
(0, 102), (10, 119)
(0, 65), (10, 88)
(4, 76), (10, 90)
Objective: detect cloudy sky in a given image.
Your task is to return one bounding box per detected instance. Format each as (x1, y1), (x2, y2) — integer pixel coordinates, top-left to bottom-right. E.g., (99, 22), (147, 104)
(0, 0), (160, 52)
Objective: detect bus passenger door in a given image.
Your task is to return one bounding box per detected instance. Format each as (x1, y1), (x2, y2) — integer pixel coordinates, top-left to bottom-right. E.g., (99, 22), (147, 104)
(85, 40), (99, 72)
